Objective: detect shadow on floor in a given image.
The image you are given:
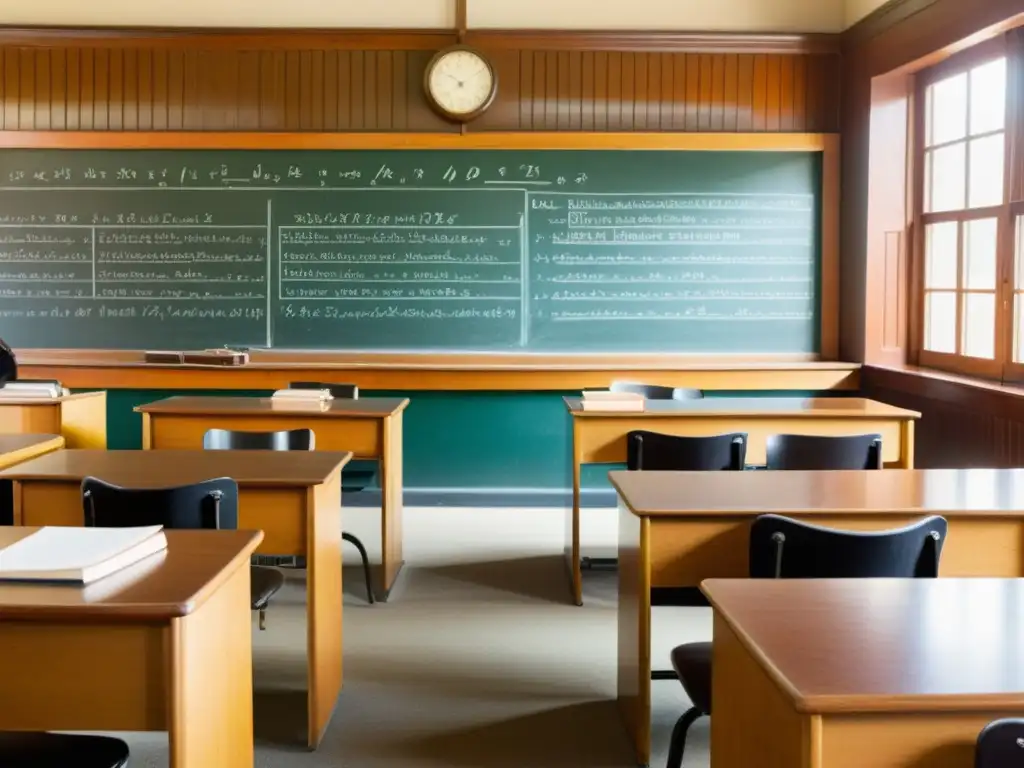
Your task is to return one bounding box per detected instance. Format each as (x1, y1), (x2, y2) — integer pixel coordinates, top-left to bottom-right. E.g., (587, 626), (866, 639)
(421, 555), (571, 604)
(389, 700), (634, 768)
(253, 689), (309, 749)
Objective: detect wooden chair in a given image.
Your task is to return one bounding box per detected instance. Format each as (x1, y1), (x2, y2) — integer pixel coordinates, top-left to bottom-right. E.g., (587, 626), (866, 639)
(765, 433), (883, 470)
(81, 475), (285, 630)
(610, 380), (703, 401)
(204, 426), (375, 605)
(0, 733), (129, 767)
(665, 514), (948, 768)
(976, 719), (1024, 767)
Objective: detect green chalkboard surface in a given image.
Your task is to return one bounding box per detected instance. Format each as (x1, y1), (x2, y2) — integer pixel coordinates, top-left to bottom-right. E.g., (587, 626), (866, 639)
(0, 149), (821, 352)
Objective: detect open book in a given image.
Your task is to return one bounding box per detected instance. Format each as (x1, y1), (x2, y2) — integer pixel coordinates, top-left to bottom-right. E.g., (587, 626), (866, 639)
(0, 526), (168, 584)
(580, 389), (645, 412)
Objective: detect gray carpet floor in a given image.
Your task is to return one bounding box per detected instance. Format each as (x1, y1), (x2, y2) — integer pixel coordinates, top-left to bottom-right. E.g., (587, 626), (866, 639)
(103, 507), (711, 767)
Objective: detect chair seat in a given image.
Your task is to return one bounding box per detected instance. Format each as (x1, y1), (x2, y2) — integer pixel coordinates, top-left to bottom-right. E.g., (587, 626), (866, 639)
(250, 565), (285, 610)
(671, 642), (713, 715)
(0, 732), (129, 768)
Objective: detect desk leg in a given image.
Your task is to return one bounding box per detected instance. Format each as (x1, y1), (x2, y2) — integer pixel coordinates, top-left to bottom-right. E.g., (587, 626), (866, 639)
(618, 507), (651, 767)
(379, 411), (405, 601)
(306, 473), (344, 749)
(565, 421), (584, 606)
(900, 419), (915, 469)
(169, 561), (254, 768)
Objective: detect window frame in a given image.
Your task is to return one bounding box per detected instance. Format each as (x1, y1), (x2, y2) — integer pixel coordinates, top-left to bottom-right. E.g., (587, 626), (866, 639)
(911, 35), (1013, 381)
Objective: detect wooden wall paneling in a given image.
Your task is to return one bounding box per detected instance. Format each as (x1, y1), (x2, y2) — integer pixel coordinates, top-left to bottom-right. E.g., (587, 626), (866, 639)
(123, 48), (138, 130)
(0, 37), (839, 133)
(65, 48), (79, 130)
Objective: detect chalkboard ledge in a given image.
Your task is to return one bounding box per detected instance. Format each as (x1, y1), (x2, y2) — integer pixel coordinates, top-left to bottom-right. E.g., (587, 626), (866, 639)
(15, 350), (860, 392)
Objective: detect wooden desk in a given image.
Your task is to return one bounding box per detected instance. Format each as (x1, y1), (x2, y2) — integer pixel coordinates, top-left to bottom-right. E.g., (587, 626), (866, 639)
(0, 448), (351, 750)
(0, 527), (262, 768)
(566, 396), (920, 605)
(0, 434), (64, 470)
(136, 394), (407, 600)
(613, 468), (1024, 767)
(0, 391), (106, 448)
(702, 578), (1024, 768)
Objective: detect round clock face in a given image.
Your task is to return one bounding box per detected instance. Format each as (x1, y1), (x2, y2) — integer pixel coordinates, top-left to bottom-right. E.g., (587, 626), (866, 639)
(426, 48), (496, 119)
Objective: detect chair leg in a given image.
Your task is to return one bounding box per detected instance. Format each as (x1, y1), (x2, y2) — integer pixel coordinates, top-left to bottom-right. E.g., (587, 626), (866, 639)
(342, 532), (375, 604)
(666, 707), (703, 768)
(259, 608), (267, 631)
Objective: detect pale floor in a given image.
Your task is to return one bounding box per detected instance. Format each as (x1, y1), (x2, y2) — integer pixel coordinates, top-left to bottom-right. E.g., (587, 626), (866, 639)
(102, 506), (711, 768)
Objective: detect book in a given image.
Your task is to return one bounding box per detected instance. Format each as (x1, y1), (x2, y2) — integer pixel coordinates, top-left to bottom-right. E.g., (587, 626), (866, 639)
(580, 389), (645, 411)
(0, 525), (168, 584)
(580, 398), (646, 412)
(272, 388), (334, 401)
(0, 380), (63, 399)
(582, 389), (644, 401)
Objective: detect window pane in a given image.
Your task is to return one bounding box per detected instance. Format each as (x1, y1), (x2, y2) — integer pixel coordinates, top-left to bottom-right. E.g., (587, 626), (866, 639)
(962, 293), (995, 359)
(925, 292), (957, 353)
(926, 143), (966, 212)
(963, 218), (997, 290)
(927, 72), (967, 146)
(1016, 294), (1024, 363)
(970, 58), (1007, 135)
(925, 221), (958, 289)
(968, 134), (1005, 208)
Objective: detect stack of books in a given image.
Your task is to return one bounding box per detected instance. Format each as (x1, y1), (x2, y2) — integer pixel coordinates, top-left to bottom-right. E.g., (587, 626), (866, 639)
(0, 525), (168, 585)
(0, 380), (67, 399)
(271, 388), (334, 402)
(580, 389), (646, 412)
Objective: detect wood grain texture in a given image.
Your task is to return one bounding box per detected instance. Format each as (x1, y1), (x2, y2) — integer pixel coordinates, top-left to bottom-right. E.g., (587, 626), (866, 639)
(0, 448), (352, 485)
(703, 578), (1024, 713)
(863, 373), (1024, 473)
(0, 34), (842, 133)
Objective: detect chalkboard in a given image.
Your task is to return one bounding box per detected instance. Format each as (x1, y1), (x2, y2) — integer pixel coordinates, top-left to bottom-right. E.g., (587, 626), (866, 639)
(0, 149), (821, 353)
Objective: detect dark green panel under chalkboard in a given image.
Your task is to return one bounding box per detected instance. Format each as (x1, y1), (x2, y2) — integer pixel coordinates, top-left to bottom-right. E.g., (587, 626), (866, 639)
(0, 149), (820, 353)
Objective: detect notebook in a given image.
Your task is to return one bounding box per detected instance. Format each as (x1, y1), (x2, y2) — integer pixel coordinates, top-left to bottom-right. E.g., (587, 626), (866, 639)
(0, 526), (168, 584)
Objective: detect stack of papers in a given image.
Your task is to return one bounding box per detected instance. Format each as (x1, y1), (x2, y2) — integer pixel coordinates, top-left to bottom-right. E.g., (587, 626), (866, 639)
(580, 390), (646, 412)
(272, 388), (334, 402)
(0, 526), (168, 584)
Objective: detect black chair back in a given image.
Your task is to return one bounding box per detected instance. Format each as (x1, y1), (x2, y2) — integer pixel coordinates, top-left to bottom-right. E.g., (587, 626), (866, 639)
(81, 476), (239, 530)
(289, 380), (358, 399)
(203, 427), (314, 451)
(610, 381), (703, 401)
(627, 431), (747, 471)
(749, 513), (947, 579)
(976, 719), (1024, 767)
(765, 433), (883, 470)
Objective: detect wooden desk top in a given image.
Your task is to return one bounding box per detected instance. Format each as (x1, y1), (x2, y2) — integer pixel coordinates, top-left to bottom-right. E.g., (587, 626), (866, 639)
(564, 396), (919, 419)
(0, 449), (351, 486)
(0, 528), (262, 620)
(135, 395), (408, 418)
(0, 391), (103, 406)
(702, 578), (1024, 714)
(0, 434), (64, 466)
(612, 468), (1024, 517)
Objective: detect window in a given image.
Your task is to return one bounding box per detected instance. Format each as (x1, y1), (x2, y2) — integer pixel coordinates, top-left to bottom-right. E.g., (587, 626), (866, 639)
(917, 46), (1010, 379)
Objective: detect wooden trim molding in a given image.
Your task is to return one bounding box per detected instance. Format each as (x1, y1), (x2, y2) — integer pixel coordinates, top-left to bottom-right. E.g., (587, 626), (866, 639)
(0, 28), (456, 50)
(463, 30), (840, 54)
(17, 354), (861, 392)
(0, 26), (840, 55)
(0, 131), (836, 151)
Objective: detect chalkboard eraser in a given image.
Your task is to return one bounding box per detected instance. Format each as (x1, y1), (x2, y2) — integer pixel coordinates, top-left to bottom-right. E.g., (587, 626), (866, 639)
(145, 351), (185, 364)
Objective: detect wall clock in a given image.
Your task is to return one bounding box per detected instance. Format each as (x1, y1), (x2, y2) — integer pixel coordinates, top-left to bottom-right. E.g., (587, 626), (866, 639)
(423, 45), (498, 122)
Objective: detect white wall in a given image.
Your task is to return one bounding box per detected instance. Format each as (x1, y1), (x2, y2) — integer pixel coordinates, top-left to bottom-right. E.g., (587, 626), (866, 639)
(0, 0), (851, 32)
(845, 0), (891, 28)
